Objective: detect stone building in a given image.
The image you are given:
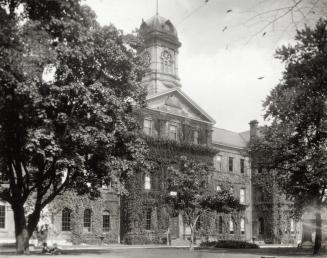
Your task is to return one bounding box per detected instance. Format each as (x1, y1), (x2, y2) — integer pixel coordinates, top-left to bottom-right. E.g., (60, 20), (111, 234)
(119, 13), (253, 244)
(0, 12), (310, 246)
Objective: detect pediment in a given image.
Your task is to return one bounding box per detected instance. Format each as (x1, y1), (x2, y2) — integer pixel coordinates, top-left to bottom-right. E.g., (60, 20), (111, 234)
(146, 89), (215, 124)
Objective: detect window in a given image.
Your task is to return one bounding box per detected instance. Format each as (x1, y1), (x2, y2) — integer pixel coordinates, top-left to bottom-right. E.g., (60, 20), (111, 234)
(62, 208), (71, 231)
(290, 219), (295, 234)
(214, 155), (222, 171)
(240, 159), (245, 173)
(0, 205), (5, 228)
(193, 130), (199, 144)
(143, 118), (153, 136)
(146, 208), (152, 230)
(218, 216), (223, 234)
(229, 157), (234, 172)
(83, 209), (91, 232)
(240, 188), (245, 204)
(103, 211), (110, 232)
(144, 174), (151, 190)
(259, 217), (264, 235)
(168, 124), (178, 140)
(229, 218), (234, 234)
(216, 185), (221, 192)
(161, 50), (173, 74)
(240, 218), (245, 235)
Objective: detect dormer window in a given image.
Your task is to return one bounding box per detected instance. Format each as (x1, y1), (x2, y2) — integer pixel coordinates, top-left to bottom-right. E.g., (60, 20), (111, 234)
(168, 124), (178, 140)
(143, 118), (153, 136)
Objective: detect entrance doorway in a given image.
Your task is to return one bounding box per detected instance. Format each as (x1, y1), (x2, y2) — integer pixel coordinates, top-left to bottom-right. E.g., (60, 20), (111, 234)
(170, 216), (179, 239)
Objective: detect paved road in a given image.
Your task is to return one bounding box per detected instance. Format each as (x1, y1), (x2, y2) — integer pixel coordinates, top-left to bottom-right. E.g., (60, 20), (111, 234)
(0, 247), (324, 258)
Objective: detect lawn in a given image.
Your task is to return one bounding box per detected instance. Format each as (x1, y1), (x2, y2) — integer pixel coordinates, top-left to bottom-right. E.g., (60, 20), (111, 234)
(0, 247), (325, 258)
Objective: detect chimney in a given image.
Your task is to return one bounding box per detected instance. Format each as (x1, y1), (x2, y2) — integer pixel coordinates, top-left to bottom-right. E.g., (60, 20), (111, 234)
(249, 120), (259, 138)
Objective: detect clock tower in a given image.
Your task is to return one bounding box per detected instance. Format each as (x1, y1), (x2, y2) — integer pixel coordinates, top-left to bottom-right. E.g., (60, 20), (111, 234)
(139, 13), (182, 95)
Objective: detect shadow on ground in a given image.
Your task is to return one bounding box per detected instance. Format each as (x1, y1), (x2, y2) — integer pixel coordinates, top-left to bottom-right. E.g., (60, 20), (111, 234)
(198, 247), (326, 257)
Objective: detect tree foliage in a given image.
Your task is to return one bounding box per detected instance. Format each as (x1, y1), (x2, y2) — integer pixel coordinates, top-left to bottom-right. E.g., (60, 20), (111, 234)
(0, 0), (148, 253)
(166, 156), (244, 249)
(249, 19), (327, 254)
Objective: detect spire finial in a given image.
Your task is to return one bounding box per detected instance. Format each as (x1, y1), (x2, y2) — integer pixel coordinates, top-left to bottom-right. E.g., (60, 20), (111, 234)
(156, 0), (159, 15)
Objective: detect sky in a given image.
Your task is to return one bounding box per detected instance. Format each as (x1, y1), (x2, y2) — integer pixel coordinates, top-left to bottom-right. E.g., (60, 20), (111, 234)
(84, 0), (323, 132)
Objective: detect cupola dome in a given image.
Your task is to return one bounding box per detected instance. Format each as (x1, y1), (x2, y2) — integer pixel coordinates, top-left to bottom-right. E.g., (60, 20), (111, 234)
(140, 14), (180, 47)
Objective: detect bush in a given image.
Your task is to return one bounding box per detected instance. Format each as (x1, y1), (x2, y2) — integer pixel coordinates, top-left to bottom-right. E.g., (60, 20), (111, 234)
(123, 233), (163, 245)
(200, 240), (259, 249)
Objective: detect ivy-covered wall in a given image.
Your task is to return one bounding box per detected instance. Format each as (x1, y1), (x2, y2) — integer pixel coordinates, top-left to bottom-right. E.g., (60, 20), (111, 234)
(120, 132), (217, 244)
(208, 144), (252, 242)
(47, 191), (120, 245)
(139, 109), (213, 146)
(252, 169), (301, 244)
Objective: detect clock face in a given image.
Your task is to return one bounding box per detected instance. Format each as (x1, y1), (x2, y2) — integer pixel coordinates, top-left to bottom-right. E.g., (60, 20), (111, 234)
(142, 51), (151, 67)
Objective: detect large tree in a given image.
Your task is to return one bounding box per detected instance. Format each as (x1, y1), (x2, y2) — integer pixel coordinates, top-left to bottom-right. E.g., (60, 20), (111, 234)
(166, 156), (244, 250)
(249, 19), (327, 255)
(0, 0), (147, 253)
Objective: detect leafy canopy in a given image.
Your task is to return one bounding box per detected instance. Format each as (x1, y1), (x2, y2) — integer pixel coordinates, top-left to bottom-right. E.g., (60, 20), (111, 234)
(0, 0), (148, 212)
(166, 156), (244, 228)
(249, 19), (327, 213)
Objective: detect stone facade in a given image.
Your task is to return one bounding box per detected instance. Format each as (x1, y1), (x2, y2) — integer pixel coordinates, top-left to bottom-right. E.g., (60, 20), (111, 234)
(46, 191), (120, 245)
(119, 13), (253, 244)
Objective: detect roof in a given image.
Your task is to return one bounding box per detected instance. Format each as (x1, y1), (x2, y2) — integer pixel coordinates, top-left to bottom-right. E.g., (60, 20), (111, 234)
(212, 127), (248, 149)
(239, 130), (250, 143)
(146, 88), (216, 124)
(140, 14), (179, 41)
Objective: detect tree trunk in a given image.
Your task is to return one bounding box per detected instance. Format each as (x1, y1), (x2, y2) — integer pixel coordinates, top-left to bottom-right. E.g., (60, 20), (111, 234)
(313, 211), (322, 255)
(190, 228), (195, 250)
(13, 204), (30, 254)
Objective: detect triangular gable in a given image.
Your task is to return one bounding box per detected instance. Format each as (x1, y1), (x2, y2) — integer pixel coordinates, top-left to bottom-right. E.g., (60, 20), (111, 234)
(146, 88), (215, 124)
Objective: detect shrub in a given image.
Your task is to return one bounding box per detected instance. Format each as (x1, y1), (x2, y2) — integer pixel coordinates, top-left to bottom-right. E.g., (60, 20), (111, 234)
(200, 240), (259, 249)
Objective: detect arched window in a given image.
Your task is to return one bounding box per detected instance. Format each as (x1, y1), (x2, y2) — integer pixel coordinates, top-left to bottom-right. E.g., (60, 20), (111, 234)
(161, 50), (173, 74)
(0, 205), (5, 229)
(259, 217), (264, 235)
(240, 218), (245, 235)
(144, 174), (151, 190)
(103, 210), (110, 232)
(218, 216), (223, 234)
(62, 208), (71, 231)
(229, 218), (234, 234)
(83, 209), (92, 232)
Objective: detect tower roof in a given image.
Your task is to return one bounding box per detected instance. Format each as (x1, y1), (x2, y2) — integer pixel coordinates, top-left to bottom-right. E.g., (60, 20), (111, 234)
(140, 14), (180, 46)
